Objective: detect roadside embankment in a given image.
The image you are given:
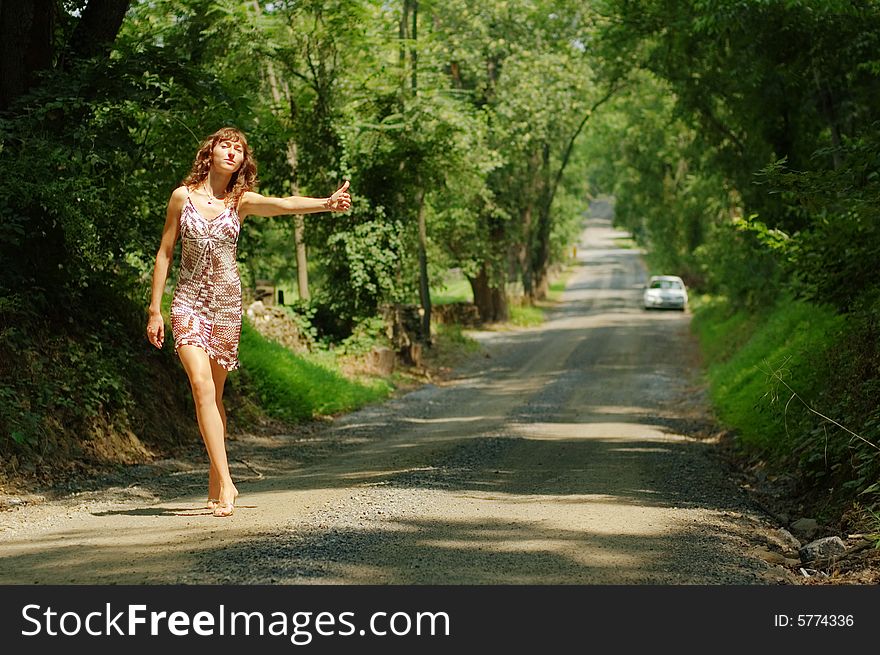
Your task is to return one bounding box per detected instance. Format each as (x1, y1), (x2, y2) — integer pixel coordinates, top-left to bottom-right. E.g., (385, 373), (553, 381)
(691, 295), (880, 547)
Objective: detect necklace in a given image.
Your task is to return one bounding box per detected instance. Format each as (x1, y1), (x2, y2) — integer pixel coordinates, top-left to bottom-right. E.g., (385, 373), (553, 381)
(202, 183), (226, 205)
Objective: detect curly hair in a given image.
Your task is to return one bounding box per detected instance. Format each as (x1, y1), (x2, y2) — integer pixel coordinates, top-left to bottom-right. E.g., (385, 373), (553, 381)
(182, 127), (258, 208)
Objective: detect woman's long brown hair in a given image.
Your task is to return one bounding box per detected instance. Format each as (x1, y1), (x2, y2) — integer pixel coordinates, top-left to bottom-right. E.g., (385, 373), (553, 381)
(182, 127), (258, 208)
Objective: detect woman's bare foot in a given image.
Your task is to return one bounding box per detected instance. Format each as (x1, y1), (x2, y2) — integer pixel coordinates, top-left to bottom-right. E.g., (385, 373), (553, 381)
(213, 483), (238, 518)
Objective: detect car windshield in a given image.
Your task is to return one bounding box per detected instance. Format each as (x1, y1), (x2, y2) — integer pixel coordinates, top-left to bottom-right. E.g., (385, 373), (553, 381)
(650, 280), (683, 290)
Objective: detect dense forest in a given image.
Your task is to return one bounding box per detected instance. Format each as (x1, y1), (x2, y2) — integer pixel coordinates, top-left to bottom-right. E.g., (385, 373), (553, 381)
(1, 1), (878, 527)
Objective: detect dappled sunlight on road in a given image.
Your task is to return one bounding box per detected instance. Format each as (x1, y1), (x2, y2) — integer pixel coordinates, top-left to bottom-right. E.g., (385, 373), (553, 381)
(510, 422), (682, 441)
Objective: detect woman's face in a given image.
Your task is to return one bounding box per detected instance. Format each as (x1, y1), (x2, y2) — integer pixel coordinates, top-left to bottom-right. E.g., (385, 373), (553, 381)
(211, 138), (244, 173)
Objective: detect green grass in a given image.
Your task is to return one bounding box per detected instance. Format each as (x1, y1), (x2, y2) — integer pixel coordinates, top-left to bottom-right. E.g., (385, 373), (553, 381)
(613, 236), (637, 249)
(549, 279), (567, 295)
(238, 320), (391, 422)
(432, 277), (473, 305)
(692, 295), (844, 453)
(501, 265), (576, 327)
(434, 322), (481, 350)
(508, 303), (545, 327)
(422, 322), (482, 370)
(547, 265), (576, 302)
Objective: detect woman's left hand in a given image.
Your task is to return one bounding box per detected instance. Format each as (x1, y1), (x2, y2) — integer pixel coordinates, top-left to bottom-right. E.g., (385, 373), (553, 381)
(326, 180), (352, 212)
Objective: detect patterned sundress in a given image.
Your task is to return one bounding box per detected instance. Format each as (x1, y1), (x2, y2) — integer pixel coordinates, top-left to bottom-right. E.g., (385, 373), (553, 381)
(171, 192), (243, 371)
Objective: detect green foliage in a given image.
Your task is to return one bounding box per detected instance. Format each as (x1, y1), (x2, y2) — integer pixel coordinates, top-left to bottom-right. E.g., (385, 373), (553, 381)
(320, 214), (406, 321)
(590, 0), (880, 308)
(692, 218), (782, 309)
(580, 71), (727, 290)
(0, 2), (269, 460)
(280, 302), (320, 348)
(863, 507), (880, 549)
(588, 1), (880, 520)
(756, 128), (880, 312)
(336, 316), (390, 356)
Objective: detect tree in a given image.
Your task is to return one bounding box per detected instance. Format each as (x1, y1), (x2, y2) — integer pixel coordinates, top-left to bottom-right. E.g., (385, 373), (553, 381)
(0, 0), (131, 110)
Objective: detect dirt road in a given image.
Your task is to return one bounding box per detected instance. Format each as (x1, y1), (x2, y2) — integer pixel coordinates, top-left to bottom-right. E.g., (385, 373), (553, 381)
(0, 213), (796, 584)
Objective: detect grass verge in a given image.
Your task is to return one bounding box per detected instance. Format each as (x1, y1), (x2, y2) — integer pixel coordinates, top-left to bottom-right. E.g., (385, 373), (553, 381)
(691, 295), (843, 454)
(238, 320), (392, 422)
(508, 303), (545, 327)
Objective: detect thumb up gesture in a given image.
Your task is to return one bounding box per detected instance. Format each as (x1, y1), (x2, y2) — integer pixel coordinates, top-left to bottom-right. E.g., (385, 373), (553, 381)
(325, 180), (351, 212)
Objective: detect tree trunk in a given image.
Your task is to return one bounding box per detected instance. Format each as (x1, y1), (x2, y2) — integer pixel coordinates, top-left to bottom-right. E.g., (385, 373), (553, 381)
(0, 0), (54, 110)
(411, 1), (418, 91)
(518, 146), (542, 298)
(399, 0), (409, 70)
(518, 203), (534, 298)
(491, 282), (509, 322)
(66, 0), (130, 63)
(416, 187), (431, 343)
(469, 265), (508, 323)
(813, 68), (843, 170)
(252, 0), (310, 301)
(531, 142), (552, 301)
(412, 3), (430, 341)
(529, 82), (623, 301)
(533, 267), (550, 301)
(286, 142), (310, 301)
(449, 61), (462, 88)
(293, 216), (309, 301)
(532, 217), (552, 300)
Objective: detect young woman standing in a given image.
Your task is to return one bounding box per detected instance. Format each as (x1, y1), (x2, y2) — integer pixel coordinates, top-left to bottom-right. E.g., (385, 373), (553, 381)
(146, 127), (351, 517)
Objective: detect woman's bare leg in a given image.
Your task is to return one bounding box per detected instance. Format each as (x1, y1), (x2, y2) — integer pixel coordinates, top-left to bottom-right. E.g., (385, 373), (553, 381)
(178, 345), (237, 514)
(206, 358), (229, 506)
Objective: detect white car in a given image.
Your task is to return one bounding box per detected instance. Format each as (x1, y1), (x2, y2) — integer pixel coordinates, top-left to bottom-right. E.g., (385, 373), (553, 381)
(643, 275), (688, 311)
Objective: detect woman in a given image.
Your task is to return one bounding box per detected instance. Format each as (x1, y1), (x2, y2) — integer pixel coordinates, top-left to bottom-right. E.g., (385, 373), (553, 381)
(146, 127), (351, 517)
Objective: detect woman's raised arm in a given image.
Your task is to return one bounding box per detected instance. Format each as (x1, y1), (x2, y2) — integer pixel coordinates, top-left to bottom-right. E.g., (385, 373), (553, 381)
(238, 181), (351, 218)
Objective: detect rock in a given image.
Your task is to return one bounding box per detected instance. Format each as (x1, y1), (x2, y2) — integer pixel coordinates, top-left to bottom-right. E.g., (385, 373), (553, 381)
(775, 528), (801, 553)
(245, 303), (311, 353)
(0, 494), (45, 509)
(247, 300), (267, 319)
(761, 565), (796, 584)
(799, 536), (847, 564)
(790, 518), (819, 541)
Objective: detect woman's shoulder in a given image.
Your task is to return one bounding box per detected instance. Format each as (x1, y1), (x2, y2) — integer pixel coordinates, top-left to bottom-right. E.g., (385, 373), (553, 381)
(235, 190), (262, 216)
(171, 185), (190, 201)
(239, 190), (262, 203)
(167, 185), (190, 211)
